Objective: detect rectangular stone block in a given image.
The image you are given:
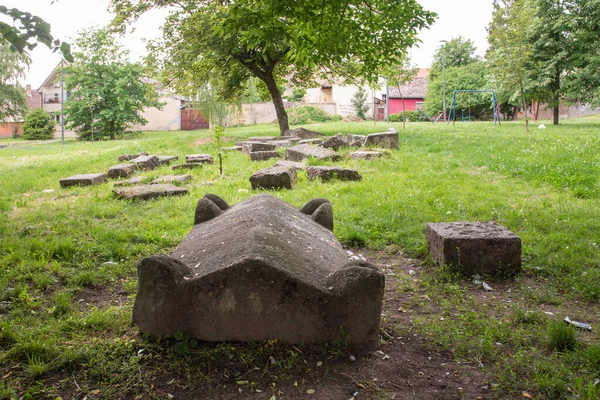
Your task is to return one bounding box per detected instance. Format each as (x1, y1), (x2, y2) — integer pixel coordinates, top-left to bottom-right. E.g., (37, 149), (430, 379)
(249, 151), (279, 161)
(185, 154), (214, 164)
(60, 173), (107, 188)
(427, 222), (521, 276)
(113, 184), (189, 200)
(242, 142), (276, 154)
(250, 166), (296, 190)
(107, 164), (138, 179)
(157, 156), (179, 165)
(364, 132), (399, 149)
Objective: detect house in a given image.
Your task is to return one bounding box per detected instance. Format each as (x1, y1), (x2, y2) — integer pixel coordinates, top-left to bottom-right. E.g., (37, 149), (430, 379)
(387, 69), (430, 114)
(36, 63), (195, 135)
(303, 81), (386, 119)
(0, 84), (41, 138)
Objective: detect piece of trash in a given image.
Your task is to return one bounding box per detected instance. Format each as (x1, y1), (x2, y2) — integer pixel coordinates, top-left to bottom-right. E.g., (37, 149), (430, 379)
(472, 275), (493, 291)
(42, 189), (54, 193)
(409, 269), (416, 275)
(544, 311), (555, 316)
(564, 316), (592, 331)
(522, 392), (533, 398)
(236, 380), (249, 385)
(306, 389), (316, 394)
(316, 361), (323, 367)
(349, 355), (356, 362)
(382, 354), (390, 360)
(269, 356), (276, 365)
(538, 124), (546, 129)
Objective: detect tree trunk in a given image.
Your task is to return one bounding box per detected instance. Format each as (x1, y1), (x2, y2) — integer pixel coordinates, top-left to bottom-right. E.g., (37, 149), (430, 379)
(261, 72), (289, 136)
(110, 120), (115, 140)
(519, 82), (529, 133)
(553, 70), (560, 125)
(398, 86), (406, 129)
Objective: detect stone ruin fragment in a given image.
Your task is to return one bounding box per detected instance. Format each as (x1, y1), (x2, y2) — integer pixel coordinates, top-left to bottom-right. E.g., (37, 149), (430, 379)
(133, 194), (384, 346)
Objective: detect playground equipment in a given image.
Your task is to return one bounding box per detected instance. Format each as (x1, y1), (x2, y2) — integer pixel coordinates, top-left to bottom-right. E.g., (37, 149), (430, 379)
(417, 109), (447, 123)
(449, 90), (500, 126)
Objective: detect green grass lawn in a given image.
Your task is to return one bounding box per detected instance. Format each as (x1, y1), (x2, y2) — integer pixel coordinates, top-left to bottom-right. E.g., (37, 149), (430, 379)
(1, 119), (600, 398)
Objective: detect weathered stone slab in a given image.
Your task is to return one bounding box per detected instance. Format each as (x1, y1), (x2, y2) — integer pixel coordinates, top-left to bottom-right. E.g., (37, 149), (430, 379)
(133, 194), (384, 345)
(114, 176), (145, 187)
(249, 151), (279, 161)
(306, 166), (362, 182)
(364, 132), (399, 149)
(250, 166), (296, 190)
(223, 146), (243, 152)
(172, 163), (203, 170)
(151, 174), (192, 185)
(349, 151), (383, 160)
(288, 127), (325, 139)
(270, 140), (293, 148)
(248, 136), (279, 142)
(118, 152), (148, 162)
(347, 134), (367, 147)
(274, 160), (306, 170)
(242, 141), (276, 154)
(157, 156), (179, 165)
(426, 222), (522, 276)
(185, 154), (214, 164)
(107, 163), (138, 179)
(114, 184), (189, 200)
(281, 136), (301, 143)
(60, 173), (107, 188)
(131, 155), (160, 170)
(286, 144), (340, 162)
(299, 138), (323, 145)
(322, 133), (349, 150)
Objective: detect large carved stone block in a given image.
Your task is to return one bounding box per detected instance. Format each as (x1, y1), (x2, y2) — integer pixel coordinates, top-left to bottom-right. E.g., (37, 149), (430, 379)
(427, 222), (522, 276)
(133, 194), (384, 345)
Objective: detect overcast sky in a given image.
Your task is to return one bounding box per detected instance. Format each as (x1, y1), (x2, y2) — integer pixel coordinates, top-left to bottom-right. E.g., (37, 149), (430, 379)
(4, 0), (494, 88)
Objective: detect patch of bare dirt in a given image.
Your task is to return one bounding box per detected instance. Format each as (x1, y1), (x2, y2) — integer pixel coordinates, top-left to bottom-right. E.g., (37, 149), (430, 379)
(75, 284), (129, 309)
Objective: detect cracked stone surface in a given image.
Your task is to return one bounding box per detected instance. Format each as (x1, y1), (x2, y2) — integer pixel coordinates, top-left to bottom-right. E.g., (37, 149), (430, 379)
(133, 194), (384, 345)
(150, 174), (192, 185)
(185, 154), (214, 164)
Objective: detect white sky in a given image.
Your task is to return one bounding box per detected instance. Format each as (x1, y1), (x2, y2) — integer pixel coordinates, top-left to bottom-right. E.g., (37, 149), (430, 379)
(4, 0), (494, 88)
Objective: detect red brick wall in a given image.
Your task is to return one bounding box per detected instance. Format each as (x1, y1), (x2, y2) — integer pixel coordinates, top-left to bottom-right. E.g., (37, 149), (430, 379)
(0, 122), (23, 138)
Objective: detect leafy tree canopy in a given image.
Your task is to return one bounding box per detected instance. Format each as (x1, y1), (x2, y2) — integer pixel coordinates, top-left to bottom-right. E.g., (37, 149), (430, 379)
(487, 0), (535, 130)
(430, 36), (480, 78)
(0, 41), (28, 122)
(64, 27), (162, 140)
(425, 61), (490, 119)
(110, 0), (436, 134)
(0, 5), (72, 61)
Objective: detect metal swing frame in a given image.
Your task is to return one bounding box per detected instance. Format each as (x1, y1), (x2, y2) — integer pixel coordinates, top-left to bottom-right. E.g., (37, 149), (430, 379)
(449, 90), (500, 126)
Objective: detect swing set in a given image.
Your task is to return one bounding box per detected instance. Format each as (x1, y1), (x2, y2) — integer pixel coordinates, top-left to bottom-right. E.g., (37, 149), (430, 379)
(448, 90), (501, 126)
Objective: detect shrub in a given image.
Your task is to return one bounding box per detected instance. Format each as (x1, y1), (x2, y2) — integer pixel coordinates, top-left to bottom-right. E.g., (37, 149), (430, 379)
(389, 111), (420, 122)
(287, 106), (331, 125)
(22, 109), (55, 140)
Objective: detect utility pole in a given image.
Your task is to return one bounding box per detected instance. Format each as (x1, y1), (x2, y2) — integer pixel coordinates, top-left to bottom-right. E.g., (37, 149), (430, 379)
(440, 40), (447, 125)
(60, 59), (65, 145)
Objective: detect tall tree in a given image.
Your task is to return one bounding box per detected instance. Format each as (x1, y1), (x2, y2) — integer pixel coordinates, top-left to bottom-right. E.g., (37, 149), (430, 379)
(0, 41), (28, 123)
(525, 0), (571, 125)
(487, 0), (535, 131)
(64, 27), (162, 140)
(110, 0), (436, 135)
